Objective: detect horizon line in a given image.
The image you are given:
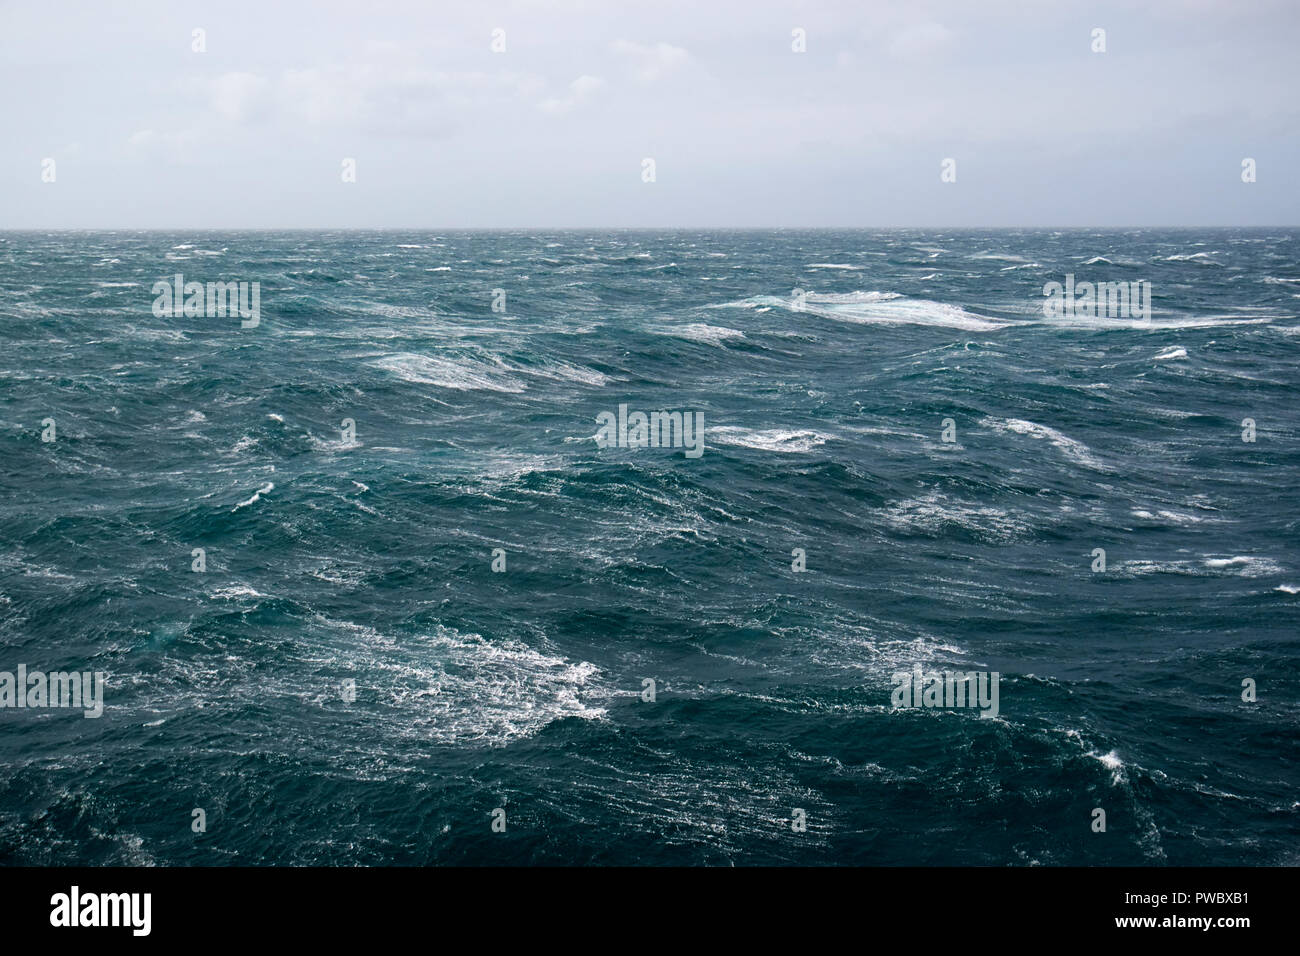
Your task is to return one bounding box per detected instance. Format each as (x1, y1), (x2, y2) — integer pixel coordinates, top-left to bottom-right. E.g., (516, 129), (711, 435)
(3, 225), (1299, 233)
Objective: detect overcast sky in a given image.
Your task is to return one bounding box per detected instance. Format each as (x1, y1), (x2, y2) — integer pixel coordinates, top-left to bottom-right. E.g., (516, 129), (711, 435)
(1, 0), (1297, 228)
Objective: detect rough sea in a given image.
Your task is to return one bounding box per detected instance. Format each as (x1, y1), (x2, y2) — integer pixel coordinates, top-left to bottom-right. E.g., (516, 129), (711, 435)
(1, 229), (1297, 865)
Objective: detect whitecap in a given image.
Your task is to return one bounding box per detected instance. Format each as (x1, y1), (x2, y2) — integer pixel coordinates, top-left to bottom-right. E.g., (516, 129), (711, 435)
(355, 624), (605, 746)
(710, 427), (829, 453)
(1130, 509), (1202, 525)
(723, 292), (1006, 331)
(233, 481), (274, 511)
(657, 323), (746, 345)
(1088, 749), (1127, 786)
(1117, 556), (1282, 577)
(980, 417), (1106, 470)
(211, 584), (263, 599)
(972, 252), (1031, 263)
(807, 291), (902, 304)
(1160, 252), (1222, 265)
(1203, 556), (1283, 576)
(369, 352), (526, 393)
(878, 493), (1031, 542)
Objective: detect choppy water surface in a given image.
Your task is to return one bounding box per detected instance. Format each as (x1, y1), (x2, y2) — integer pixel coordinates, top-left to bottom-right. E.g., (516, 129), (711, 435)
(1, 229), (1297, 864)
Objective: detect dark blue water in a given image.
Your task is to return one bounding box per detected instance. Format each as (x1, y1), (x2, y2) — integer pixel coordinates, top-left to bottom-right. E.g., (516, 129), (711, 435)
(1, 229), (1297, 865)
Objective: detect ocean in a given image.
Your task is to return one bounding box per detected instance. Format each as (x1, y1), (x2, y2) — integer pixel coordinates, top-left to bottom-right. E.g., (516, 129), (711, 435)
(1, 228), (1297, 865)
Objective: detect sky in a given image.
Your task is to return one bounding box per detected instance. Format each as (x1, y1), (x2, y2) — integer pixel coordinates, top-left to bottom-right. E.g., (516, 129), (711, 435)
(1, 0), (1297, 228)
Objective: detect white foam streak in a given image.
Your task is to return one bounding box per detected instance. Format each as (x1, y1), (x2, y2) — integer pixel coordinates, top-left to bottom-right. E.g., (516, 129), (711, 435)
(711, 427), (830, 453)
(980, 417), (1107, 470)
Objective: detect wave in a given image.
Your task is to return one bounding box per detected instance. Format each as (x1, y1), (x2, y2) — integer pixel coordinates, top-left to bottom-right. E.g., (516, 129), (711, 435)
(368, 349), (607, 391)
(1159, 252), (1223, 265)
(233, 481), (274, 511)
(972, 252), (1031, 263)
(1044, 314), (1271, 330)
(980, 417), (1107, 470)
(878, 493), (1032, 543)
(1117, 556), (1284, 578)
(382, 625), (605, 746)
(710, 427), (830, 453)
(211, 584), (264, 600)
(1130, 509), (1204, 525)
(369, 352), (526, 392)
(1203, 556), (1284, 575)
(656, 323), (746, 345)
(1080, 255), (1144, 267)
(521, 358), (610, 387)
(806, 291), (901, 304)
(1088, 749), (1128, 787)
(723, 292), (1008, 331)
